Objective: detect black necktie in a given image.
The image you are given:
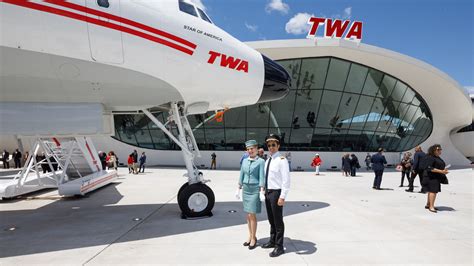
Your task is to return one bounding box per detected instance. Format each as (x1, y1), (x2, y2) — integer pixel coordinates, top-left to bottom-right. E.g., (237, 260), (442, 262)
(265, 157), (272, 191)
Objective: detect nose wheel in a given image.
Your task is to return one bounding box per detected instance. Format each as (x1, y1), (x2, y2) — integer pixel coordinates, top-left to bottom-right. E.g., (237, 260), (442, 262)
(178, 183), (215, 219)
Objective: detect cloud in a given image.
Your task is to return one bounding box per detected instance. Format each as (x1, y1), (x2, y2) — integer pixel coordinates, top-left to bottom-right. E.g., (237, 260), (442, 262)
(285, 13), (314, 35)
(265, 0), (290, 15)
(343, 7), (352, 19)
(245, 22), (258, 32)
(184, 0), (206, 11)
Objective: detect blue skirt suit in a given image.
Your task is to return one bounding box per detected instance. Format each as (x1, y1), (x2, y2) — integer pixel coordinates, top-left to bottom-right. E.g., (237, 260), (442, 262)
(239, 157), (265, 214)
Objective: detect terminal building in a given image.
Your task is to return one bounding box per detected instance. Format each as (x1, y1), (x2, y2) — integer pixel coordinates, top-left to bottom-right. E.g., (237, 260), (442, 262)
(2, 39), (473, 169)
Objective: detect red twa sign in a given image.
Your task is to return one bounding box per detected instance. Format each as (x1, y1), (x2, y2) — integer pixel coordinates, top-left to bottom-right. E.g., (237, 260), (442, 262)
(307, 17), (363, 42)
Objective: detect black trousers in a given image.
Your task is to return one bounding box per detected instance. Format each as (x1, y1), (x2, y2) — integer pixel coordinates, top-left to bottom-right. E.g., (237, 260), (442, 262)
(400, 170), (410, 185)
(408, 170), (423, 191)
(373, 169), (384, 189)
(265, 189), (284, 248)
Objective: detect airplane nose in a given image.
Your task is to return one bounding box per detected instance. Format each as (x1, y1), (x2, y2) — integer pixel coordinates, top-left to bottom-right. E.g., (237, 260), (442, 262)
(256, 55), (291, 103)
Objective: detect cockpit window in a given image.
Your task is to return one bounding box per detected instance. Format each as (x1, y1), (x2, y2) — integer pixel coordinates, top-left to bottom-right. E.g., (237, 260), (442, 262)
(197, 8), (212, 24)
(178, 0), (198, 17)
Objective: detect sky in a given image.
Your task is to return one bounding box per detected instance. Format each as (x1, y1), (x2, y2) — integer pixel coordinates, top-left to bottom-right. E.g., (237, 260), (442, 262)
(188, 0), (473, 92)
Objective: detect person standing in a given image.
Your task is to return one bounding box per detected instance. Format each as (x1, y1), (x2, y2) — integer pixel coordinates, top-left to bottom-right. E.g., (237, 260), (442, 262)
(139, 152), (147, 173)
(350, 154), (359, 176)
(399, 152), (412, 187)
(236, 140), (265, 250)
(371, 148), (387, 190)
(420, 144), (448, 213)
(13, 149), (22, 168)
(132, 150), (139, 174)
(257, 148), (264, 159)
(99, 151), (107, 170)
(127, 154), (134, 174)
(311, 154), (322, 175)
(406, 146), (426, 193)
(210, 152), (217, 169)
(262, 134), (290, 257)
(240, 150), (249, 166)
(342, 153), (351, 177)
(285, 152), (292, 172)
(2, 149), (10, 169)
(365, 153), (372, 170)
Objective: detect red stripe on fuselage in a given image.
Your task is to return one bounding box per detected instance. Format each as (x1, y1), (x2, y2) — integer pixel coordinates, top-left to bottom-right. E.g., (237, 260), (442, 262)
(1, 0), (195, 55)
(44, 0), (197, 49)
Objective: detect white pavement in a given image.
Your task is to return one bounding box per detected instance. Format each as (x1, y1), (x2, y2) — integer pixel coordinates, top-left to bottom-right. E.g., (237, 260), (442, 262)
(0, 167), (473, 265)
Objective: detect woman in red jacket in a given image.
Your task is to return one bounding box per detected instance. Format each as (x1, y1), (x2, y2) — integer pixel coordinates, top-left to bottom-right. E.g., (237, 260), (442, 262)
(311, 154), (322, 175)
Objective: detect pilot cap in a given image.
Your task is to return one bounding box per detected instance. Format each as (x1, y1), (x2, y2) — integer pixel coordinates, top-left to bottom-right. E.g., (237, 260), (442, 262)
(245, 140), (258, 148)
(265, 134), (280, 143)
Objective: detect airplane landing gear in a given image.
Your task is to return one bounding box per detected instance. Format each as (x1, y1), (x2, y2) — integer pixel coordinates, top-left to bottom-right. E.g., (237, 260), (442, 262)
(142, 103), (215, 219)
(178, 183), (214, 218)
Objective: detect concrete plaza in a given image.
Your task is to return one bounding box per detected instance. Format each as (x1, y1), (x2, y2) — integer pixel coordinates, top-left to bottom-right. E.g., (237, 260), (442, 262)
(1, 167), (473, 265)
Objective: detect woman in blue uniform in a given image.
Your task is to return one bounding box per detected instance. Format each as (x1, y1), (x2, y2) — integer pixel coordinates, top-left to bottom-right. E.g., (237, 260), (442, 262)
(237, 140), (265, 250)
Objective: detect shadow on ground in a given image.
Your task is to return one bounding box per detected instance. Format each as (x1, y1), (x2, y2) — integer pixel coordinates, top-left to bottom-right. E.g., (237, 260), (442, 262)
(0, 183), (329, 258)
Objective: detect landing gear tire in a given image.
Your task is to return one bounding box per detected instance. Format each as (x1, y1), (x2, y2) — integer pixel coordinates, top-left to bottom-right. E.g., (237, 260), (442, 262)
(177, 182), (189, 203)
(178, 183), (215, 218)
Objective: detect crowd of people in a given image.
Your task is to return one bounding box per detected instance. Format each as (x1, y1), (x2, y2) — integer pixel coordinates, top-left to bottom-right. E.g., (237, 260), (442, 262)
(1, 149), (26, 169)
(367, 144), (449, 213)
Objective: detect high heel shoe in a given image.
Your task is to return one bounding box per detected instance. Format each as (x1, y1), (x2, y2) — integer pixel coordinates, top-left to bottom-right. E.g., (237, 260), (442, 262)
(248, 237), (257, 250)
(243, 240), (251, 246)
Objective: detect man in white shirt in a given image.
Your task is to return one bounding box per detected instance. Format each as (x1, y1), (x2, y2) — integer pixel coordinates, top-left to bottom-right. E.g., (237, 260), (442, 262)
(262, 134), (290, 257)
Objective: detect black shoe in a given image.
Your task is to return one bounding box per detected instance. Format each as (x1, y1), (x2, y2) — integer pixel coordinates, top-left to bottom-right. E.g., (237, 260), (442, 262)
(269, 247), (285, 257)
(262, 242), (275, 249)
(405, 189), (413, 192)
(248, 238), (257, 250)
(243, 241), (250, 247)
(399, 185), (403, 187)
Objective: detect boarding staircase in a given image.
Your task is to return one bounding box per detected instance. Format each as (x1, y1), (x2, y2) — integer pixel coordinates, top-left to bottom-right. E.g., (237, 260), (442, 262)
(0, 137), (118, 199)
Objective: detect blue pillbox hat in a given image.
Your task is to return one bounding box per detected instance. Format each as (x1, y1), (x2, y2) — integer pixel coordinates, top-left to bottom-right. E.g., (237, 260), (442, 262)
(245, 140), (258, 147)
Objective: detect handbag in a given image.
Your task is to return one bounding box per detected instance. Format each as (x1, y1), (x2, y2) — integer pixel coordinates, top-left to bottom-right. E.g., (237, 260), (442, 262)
(440, 174), (449, 185)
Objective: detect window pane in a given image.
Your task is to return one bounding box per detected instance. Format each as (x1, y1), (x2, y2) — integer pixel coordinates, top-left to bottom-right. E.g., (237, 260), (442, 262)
(247, 103), (270, 127)
(205, 128), (226, 150)
(149, 129), (172, 150)
(316, 90), (343, 128)
(349, 95), (375, 130)
(356, 130), (376, 151)
(324, 58), (351, 91)
(390, 81), (408, 102)
(197, 8), (212, 23)
(135, 129), (153, 149)
(311, 128), (332, 151)
(225, 128), (246, 151)
(401, 86), (416, 103)
(293, 90), (323, 128)
(345, 63), (368, 94)
(289, 128), (313, 150)
(179, 1), (198, 17)
(364, 97), (385, 132)
(328, 129), (348, 151)
(277, 59), (302, 89)
(345, 130), (362, 151)
(337, 93), (360, 129)
(377, 75), (397, 98)
(247, 128), (268, 144)
(224, 107), (246, 127)
(299, 58), (329, 89)
(362, 69), (384, 96)
(269, 89), (296, 128)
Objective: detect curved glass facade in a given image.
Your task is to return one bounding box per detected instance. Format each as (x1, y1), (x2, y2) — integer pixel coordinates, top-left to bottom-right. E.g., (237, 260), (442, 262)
(113, 57), (433, 152)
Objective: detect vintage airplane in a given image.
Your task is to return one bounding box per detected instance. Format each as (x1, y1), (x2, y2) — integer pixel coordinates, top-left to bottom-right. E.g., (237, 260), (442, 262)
(0, 0), (290, 218)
